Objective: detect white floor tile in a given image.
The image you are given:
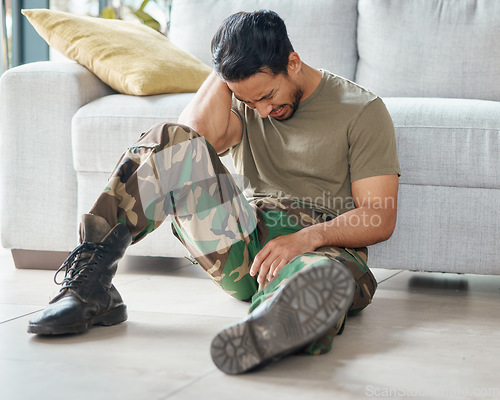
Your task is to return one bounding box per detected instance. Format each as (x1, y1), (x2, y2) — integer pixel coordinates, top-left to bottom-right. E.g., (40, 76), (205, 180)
(0, 311), (227, 400)
(1, 250), (499, 400)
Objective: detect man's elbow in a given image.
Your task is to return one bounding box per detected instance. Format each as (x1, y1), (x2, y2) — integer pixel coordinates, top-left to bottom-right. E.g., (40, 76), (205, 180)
(382, 217), (396, 242)
(380, 224), (396, 243)
(377, 213), (397, 242)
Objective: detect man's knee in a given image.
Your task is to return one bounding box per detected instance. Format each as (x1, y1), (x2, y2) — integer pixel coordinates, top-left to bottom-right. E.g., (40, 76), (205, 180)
(136, 122), (202, 149)
(332, 255), (377, 314)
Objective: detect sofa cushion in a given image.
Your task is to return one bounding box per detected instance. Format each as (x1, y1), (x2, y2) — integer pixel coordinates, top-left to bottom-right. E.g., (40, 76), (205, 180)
(22, 9), (212, 96)
(356, 0), (500, 101)
(169, 0), (359, 81)
(72, 93), (195, 173)
(384, 97), (500, 189)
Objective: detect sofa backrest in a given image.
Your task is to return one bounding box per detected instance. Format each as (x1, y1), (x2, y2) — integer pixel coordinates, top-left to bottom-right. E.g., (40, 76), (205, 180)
(170, 0), (500, 102)
(168, 0), (359, 81)
(356, 0), (500, 101)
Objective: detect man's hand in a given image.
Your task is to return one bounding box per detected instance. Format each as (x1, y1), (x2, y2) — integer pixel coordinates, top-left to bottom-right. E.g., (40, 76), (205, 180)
(250, 229), (321, 284)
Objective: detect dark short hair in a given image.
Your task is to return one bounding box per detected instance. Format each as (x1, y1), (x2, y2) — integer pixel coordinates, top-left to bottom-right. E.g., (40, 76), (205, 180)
(211, 10), (294, 82)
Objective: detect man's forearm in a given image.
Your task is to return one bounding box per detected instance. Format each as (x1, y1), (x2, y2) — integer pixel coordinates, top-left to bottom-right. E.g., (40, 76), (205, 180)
(178, 72), (235, 152)
(303, 206), (397, 249)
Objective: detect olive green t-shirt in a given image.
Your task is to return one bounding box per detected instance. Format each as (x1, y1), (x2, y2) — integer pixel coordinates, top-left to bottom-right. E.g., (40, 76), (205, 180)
(229, 70), (400, 216)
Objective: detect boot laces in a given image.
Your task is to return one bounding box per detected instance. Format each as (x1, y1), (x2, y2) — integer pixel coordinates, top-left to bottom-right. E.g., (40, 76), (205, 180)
(54, 242), (108, 290)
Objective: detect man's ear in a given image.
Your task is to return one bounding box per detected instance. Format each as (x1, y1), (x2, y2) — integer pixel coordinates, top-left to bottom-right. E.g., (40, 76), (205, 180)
(287, 52), (302, 76)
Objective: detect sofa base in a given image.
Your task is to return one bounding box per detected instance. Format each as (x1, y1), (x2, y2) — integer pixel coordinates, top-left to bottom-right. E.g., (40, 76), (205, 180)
(11, 249), (197, 273)
(11, 249), (70, 270)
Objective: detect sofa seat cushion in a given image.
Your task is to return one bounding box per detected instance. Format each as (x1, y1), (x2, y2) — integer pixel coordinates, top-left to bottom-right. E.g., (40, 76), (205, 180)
(72, 93), (194, 173)
(384, 97), (500, 189)
(356, 0), (500, 101)
(169, 0), (359, 81)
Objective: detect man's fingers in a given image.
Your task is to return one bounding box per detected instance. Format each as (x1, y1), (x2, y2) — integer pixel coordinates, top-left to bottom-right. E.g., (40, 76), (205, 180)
(250, 249), (274, 284)
(251, 235), (302, 283)
(271, 259), (288, 277)
(250, 248), (269, 276)
(257, 255), (280, 283)
(267, 259), (281, 281)
(268, 258), (286, 280)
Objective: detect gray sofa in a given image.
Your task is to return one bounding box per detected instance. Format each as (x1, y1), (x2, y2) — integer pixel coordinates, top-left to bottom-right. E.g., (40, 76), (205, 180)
(1, 0), (499, 274)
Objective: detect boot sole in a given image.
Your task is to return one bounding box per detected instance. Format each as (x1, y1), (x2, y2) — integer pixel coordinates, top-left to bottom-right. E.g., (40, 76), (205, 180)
(210, 261), (355, 374)
(27, 305), (128, 335)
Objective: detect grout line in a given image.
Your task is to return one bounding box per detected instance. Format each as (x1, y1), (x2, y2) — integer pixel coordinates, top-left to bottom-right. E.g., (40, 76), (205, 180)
(377, 270), (405, 284)
(114, 275), (151, 287)
(0, 309), (42, 325)
(126, 308), (244, 321)
(161, 368), (218, 400)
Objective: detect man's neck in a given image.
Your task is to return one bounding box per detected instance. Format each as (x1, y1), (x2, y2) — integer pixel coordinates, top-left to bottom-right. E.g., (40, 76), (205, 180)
(299, 64), (323, 102)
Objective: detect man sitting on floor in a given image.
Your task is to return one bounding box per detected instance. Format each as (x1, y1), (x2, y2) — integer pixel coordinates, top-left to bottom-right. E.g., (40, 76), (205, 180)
(28, 10), (400, 374)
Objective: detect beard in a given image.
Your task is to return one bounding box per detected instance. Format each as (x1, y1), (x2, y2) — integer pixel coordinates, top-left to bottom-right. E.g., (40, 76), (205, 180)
(273, 86), (303, 121)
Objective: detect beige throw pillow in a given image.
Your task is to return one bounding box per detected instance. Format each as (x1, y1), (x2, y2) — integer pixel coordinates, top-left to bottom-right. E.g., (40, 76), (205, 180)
(22, 8), (212, 95)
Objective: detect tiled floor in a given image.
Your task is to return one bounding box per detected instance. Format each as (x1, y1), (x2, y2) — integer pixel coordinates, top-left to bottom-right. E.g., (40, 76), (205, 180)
(1, 246), (499, 400)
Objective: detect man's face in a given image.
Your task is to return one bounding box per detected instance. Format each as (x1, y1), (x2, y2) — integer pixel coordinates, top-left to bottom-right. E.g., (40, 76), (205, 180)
(227, 71), (303, 121)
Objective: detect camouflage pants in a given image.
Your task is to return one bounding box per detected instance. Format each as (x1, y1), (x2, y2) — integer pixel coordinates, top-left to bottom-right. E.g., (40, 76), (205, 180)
(90, 123), (377, 355)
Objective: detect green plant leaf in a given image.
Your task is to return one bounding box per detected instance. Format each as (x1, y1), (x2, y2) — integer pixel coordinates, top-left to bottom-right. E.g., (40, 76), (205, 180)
(132, 8), (161, 31)
(139, 0), (151, 11)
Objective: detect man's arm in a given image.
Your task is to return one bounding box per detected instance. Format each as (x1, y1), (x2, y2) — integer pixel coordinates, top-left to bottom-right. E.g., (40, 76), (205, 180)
(312, 173), (399, 245)
(178, 72), (242, 154)
(249, 174), (399, 284)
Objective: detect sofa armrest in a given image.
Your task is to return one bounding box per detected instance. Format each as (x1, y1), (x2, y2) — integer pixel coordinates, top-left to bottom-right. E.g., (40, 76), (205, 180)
(0, 61), (115, 252)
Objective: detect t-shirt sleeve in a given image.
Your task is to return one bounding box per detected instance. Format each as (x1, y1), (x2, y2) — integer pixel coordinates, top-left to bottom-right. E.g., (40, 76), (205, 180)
(348, 97), (401, 182)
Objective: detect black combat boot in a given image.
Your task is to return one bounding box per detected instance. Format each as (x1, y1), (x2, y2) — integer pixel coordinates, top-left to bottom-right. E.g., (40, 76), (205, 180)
(28, 214), (132, 335)
(210, 259), (355, 374)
